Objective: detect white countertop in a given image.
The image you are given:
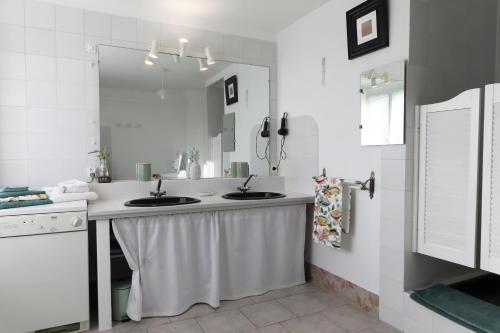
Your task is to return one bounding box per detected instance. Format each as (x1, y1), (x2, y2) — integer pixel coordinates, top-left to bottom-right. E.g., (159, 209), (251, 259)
(0, 200), (88, 217)
(88, 191), (314, 220)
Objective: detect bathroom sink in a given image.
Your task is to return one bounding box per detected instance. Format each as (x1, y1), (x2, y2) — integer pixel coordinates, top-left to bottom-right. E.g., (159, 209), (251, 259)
(124, 196), (201, 207)
(222, 192), (286, 200)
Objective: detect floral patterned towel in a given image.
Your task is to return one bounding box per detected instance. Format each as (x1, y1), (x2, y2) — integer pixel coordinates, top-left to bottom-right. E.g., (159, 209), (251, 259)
(313, 176), (350, 248)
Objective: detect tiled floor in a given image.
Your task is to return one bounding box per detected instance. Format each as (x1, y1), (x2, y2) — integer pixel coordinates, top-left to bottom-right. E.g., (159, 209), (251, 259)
(90, 283), (400, 333)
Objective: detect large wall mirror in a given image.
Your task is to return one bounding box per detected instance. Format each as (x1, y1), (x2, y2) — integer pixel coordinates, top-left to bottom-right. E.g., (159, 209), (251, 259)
(360, 60), (405, 146)
(98, 45), (270, 180)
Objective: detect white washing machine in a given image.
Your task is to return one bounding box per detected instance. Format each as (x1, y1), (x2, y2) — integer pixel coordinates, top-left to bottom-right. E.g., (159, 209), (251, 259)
(0, 201), (89, 333)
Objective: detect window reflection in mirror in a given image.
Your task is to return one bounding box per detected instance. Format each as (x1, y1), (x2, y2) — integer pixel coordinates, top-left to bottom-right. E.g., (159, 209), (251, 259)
(98, 45), (270, 180)
(360, 60), (405, 146)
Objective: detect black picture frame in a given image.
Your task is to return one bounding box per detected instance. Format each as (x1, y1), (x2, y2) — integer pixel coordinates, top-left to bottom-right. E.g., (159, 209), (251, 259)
(224, 75), (238, 106)
(346, 0), (389, 60)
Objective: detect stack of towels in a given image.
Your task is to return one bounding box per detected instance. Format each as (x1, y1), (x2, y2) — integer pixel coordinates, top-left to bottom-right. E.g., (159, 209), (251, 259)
(0, 186), (53, 210)
(44, 180), (98, 203)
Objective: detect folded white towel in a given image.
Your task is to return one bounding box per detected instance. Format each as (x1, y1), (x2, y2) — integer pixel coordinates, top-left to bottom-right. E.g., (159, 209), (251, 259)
(42, 185), (98, 203)
(58, 179), (90, 193)
(47, 191), (98, 203)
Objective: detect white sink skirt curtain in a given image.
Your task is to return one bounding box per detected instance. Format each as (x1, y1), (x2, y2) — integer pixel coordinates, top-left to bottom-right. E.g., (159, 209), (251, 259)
(112, 205), (306, 321)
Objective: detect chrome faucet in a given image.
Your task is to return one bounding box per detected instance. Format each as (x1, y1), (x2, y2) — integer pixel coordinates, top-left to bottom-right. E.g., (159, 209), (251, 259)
(150, 175), (166, 198)
(237, 174), (256, 193)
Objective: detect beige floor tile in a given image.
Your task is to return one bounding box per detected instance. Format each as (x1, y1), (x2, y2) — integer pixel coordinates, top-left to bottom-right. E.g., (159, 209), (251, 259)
(281, 313), (347, 333)
(240, 300), (295, 327)
(250, 288), (296, 304)
(117, 317), (170, 332)
(309, 291), (349, 308)
(322, 305), (379, 332)
(243, 323), (290, 333)
(358, 322), (401, 333)
(217, 297), (255, 311)
(169, 304), (215, 322)
(284, 283), (321, 295)
(196, 309), (255, 333)
(148, 319), (204, 333)
(278, 292), (330, 316)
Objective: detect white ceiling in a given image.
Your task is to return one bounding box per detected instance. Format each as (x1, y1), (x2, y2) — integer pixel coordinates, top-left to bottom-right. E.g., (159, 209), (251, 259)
(40, 0), (330, 40)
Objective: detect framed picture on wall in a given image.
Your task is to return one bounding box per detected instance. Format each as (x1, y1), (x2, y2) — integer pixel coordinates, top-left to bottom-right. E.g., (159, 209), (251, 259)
(224, 75), (238, 106)
(346, 0), (389, 60)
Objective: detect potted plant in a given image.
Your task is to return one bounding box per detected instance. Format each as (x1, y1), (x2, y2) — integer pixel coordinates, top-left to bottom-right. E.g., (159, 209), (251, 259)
(89, 147), (111, 182)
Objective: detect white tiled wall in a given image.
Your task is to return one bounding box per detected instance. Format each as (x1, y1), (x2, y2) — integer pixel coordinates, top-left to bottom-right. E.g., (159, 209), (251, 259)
(403, 293), (473, 333)
(0, 0), (277, 187)
(378, 144), (408, 331)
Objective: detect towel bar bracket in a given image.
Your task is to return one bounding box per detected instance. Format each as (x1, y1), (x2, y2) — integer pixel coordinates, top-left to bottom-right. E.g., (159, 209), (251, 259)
(317, 169), (376, 199)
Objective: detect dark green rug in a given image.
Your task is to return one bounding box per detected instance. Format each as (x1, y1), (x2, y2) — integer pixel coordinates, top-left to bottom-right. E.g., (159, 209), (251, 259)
(411, 283), (500, 333)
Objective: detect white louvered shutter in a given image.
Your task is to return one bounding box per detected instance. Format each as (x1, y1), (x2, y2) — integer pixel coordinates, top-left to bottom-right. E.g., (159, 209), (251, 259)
(481, 84), (500, 273)
(417, 89), (480, 267)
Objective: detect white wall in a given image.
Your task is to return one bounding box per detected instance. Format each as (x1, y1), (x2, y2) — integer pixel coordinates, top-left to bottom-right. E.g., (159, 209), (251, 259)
(207, 63), (270, 176)
(100, 87), (207, 180)
(277, 0), (410, 296)
(0, 0), (278, 187)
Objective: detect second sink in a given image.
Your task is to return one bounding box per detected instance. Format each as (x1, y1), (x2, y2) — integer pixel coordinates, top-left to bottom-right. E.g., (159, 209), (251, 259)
(222, 192), (286, 200)
(125, 196), (201, 207)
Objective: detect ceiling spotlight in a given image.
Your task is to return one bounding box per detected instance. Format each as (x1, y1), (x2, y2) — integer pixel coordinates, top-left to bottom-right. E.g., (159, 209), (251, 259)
(198, 58), (208, 71)
(179, 38), (189, 57)
(149, 39), (159, 59)
(205, 47), (215, 65)
(144, 55), (154, 66)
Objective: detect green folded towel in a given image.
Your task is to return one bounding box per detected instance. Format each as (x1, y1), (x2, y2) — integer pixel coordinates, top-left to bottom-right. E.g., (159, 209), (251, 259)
(0, 186), (29, 193)
(0, 199), (53, 210)
(0, 190), (46, 199)
(411, 283), (500, 333)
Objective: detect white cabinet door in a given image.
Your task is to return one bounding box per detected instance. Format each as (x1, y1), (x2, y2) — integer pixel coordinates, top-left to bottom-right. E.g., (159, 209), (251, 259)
(417, 89), (481, 267)
(481, 84), (500, 273)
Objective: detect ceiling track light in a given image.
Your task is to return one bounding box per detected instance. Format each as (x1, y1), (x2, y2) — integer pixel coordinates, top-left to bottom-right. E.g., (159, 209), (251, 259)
(149, 39), (159, 59)
(198, 58), (208, 71)
(179, 38), (189, 57)
(205, 47), (215, 65)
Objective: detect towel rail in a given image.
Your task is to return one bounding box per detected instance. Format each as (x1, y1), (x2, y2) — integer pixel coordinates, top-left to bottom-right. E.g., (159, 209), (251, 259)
(315, 168), (376, 199)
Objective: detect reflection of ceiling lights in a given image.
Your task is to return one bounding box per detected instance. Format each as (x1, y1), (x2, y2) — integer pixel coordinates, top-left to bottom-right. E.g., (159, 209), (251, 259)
(157, 68), (168, 100)
(367, 70), (391, 88)
(149, 39), (159, 59)
(179, 38), (189, 57)
(205, 47), (215, 65)
(144, 40), (159, 65)
(198, 58), (208, 71)
(143, 38), (216, 72)
(144, 55), (154, 66)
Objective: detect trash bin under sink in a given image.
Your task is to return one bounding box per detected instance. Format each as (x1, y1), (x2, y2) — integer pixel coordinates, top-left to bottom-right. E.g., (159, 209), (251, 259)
(112, 279), (131, 322)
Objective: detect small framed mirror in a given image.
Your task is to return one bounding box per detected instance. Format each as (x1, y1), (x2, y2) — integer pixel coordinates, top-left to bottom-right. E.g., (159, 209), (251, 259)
(360, 60), (405, 146)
